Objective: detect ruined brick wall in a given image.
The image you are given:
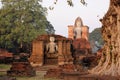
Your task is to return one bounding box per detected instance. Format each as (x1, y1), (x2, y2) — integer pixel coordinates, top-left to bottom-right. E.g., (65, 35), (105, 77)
(81, 26), (89, 41)
(68, 25), (74, 39)
(29, 41), (44, 66)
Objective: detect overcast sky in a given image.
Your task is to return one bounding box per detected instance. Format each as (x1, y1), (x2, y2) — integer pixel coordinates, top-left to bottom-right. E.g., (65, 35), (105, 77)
(42, 0), (110, 37)
(0, 0), (110, 37)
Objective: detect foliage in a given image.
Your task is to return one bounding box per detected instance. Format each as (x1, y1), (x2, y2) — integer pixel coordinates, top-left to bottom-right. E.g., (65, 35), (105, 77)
(46, 21), (55, 34)
(0, 0), (55, 53)
(89, 28), (104, 45)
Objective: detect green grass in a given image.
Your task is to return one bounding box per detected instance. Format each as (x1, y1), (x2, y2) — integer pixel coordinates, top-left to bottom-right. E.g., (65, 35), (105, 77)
(0, 72), (6, 76)
(0, 64), (11, 70)
(0, 64), (11, 76)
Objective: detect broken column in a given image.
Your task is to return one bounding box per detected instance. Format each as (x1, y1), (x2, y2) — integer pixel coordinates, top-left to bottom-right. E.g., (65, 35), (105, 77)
(29, 41), (44, 66)
(58, 40), (65, 65)
(68, 25), (74, 39)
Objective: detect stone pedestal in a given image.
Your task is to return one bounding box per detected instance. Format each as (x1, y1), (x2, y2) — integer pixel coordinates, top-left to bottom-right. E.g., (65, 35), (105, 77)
(72, 38), (91, 67)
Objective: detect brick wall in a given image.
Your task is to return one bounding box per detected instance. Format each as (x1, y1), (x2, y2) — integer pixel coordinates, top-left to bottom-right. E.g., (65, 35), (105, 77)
(68, 25), (74, 39)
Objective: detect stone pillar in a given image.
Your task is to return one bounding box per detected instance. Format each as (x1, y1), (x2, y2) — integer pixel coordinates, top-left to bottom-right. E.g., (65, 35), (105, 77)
(63, 41), (67, 64)
(68, 25), (74, 39)
(81, 26), (89, 41)
(29, 41), (44, 66)
(66, 41), (73, 64)
(37, 41), (44, 66)
(58, 41), (65, 65)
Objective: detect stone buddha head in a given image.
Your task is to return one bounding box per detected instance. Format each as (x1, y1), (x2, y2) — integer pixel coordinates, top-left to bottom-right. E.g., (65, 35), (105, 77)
(50, 36), (55, 42)
(74, 17), (83, 28)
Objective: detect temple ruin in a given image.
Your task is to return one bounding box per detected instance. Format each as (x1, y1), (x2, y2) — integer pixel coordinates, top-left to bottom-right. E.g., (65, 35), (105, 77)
(29, 34), (73, 66)
(29, 17), (91, 68)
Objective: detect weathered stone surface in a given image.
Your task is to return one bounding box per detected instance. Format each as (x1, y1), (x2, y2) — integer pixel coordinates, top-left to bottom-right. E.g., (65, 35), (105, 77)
(81, 26), (89, 41)
(7, 62), (36, 77)
(44, 64), (75, 79)
(0, 49), (13, 63)
(82, 55), (98, 68)
(44, 68), (63, 78)
(7, 53), (36, 77)
(68, 25), (74, 39)
(73, 38), (91, 50)
(44, 58), (58, 65)
(59, 64), (76, 72)
(72, 38), (91, 66)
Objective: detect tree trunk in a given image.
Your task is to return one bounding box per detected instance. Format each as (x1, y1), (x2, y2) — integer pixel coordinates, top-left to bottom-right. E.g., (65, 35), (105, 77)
(89, 0), (120, 76)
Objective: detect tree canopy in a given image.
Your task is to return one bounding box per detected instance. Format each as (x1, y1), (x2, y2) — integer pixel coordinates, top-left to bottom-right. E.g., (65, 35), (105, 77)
(89, 28), (104, 45)
(0, 0), (54, 53)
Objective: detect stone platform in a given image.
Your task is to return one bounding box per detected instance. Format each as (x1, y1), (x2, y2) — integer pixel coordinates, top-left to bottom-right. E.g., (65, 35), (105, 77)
(7, 62), (36, 77)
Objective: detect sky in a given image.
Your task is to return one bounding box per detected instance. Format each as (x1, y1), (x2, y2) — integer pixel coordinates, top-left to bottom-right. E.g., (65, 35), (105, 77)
(42, 0), (110, 37)
(0, 0), (110, 37)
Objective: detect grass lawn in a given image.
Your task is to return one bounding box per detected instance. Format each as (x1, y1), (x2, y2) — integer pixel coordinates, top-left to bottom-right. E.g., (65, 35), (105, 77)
(0, 64), (60, 80)
(0, 64), (11, 70)
(0, 64), (11, 76)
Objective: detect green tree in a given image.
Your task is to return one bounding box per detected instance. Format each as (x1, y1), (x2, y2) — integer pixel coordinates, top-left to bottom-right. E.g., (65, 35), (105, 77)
(0, 0), (54, 53)
(46, 21), (55, 34)
(89, 28), (104, 45)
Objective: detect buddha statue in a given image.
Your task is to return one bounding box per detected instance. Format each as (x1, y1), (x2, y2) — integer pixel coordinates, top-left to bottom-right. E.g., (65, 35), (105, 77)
(73, 17), (83, 39)
(46, 36), (58, 58)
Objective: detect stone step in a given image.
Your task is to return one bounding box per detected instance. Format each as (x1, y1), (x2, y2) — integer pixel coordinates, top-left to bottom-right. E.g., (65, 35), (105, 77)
(44, 59), (58, 65)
